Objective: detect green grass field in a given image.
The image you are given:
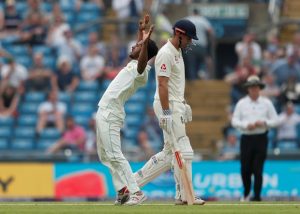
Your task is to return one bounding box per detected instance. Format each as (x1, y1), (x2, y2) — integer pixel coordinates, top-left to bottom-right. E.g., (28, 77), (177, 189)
(0, 201), (299, 214)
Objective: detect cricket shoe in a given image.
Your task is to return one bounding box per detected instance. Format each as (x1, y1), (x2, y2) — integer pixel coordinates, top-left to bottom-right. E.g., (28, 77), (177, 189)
(175, 196), (205, 205)
(240, 195), (251, 202)
(124, 191), (147, 206)
(114, 187), (130, 205)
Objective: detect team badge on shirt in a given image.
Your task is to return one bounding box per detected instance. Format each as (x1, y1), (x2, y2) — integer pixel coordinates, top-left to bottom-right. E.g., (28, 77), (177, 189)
(160, 64), (167, 72)
(175, 56), (179, 63)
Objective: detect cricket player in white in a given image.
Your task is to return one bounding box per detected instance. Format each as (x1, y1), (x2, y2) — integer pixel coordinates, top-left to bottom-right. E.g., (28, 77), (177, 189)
(96, 16), (158, 206)
(134, 19), (205, 205)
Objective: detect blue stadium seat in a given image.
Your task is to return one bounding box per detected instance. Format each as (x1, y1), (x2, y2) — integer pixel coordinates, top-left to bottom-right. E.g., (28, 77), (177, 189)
(36, 139), (55, 150)
(20, 102), (40, 114)
(64, 11), (75, 24)
(74, 115), (90, 129)
(125, 102), (145, 115)
(79, 3), (101, 14)
(15, 2), (28, 17)
(295, 105), (300, 114)
(71, 104), (96, 116)
(15, 56), (32, 68)
(0, 127), (11, 138)
(77, 81), (99, 91)
(0, 139), (9, 149)
(14, 127), (35, 139)
(32, 45), (53, 56)
(7, 45), (28, 56)
(73, 92), (99, 103)
(0, 35), (19, 46)
(0, 117), (14, 127)
(58, 92), (71, 105)
(25, 92), (46, 102)
(76, 12), (99, 23)
(39, 128), (61, 140)
(102, 80), (112, 89)
(125, 115), (142, 127)
(43, 56), (56, 70)
(123, 127), (139, 140)
(277, 141), (298, 150)
(11, 138), (34, 150)
(17, 115), (38, 126)
(41, 2), (52, 12)
(128, 90), (147, 103)
(75, 33), (89, 46)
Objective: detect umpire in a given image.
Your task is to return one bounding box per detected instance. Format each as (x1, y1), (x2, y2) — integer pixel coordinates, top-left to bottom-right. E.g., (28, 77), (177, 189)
(231, 75), (279, 201)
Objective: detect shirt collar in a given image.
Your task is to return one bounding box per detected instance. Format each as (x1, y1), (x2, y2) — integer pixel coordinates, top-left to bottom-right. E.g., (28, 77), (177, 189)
(246, 95), (261, 103)
(167, 39), (181, 55)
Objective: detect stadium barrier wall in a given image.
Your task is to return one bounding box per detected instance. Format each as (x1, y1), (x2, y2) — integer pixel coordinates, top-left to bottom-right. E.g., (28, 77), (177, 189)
(0, 161), (299, 199)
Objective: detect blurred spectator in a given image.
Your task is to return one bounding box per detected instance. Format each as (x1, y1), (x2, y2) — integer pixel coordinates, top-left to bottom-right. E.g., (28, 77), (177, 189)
(260, 72), (280, 104)
(0, 85), (20, 118)
(0, 0), (22, 37)
(0, 44), (11, 58)
(154, 8), (172, 45)
(85, 114), (97, 159)
(286, 32), (300, 60)
(261, 43), (278, 76)
(104, 38), (127, 79)
(217, 130), (239, 160)
(138, 107), (163, 159)
(83, 32), (107, 56)
(80, 45), (106, 82)
(55, 27), (82, 65)
(75, 0), (104, 11)
(112, 0), (143, 37)
(184, 9), (214, 80)
(276, 102), (300, 148)
(36, 90), (66, 134)
(54, 56), (79, 93)
(230, 56), (258, 82)
(46, 15), (70, 47)
(225, 56), (258, 104)
(46, 2), (63, 25)
(265, 32), (280, 58)
(235, 32), (262, 65)
(0, 57), (28, 92)
(18, 12), (48, 46)
(272, 52), (300, 86)
(278, 76), (300, 107)
(46, 115), (86, 154)
(25, 0), (43, 18)
(26, 52), (56, 92)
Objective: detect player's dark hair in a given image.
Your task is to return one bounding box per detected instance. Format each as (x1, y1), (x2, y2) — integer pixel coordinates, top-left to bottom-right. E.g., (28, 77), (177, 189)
(147, 39), (158, 60)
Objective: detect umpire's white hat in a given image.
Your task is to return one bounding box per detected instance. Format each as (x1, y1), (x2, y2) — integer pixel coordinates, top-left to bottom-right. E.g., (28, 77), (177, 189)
(244, 75), (265, 89)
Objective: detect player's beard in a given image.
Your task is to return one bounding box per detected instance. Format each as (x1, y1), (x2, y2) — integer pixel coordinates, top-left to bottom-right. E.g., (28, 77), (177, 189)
(183, 42), (196, 53)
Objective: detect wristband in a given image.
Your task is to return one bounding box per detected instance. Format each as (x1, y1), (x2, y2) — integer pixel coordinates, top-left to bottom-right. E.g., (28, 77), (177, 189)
(163, 109), (172, 115)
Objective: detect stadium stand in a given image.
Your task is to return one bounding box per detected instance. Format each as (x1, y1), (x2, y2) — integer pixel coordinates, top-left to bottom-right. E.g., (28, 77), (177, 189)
(0, 0), (300, 163)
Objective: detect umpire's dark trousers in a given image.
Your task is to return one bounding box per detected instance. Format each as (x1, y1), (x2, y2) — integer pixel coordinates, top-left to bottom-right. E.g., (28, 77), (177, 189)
(240, 132), (268, 200)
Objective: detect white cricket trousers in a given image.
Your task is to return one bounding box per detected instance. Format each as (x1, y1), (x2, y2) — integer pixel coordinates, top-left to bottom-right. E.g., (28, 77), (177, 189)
(95, 108), (140, 193)
(153, 100), (194, 201)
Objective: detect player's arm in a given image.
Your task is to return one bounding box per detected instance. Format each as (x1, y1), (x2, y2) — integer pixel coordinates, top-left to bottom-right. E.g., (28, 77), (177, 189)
(158, 76), (169, 110)
(137, 25), (154, 74)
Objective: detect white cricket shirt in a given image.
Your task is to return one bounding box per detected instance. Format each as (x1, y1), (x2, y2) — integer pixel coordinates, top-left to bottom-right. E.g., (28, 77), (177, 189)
(231, 96), (279, 135)
(154, 40), (185, 103)
(98, 60), (150, 119)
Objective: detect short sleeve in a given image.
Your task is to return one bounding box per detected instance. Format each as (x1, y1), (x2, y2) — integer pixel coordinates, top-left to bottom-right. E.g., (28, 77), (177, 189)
(155, 52), (173, 77)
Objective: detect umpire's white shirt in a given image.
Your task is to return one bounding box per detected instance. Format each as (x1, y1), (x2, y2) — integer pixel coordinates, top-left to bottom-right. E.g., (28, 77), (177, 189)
(98, 60), (150, 119)
(231, 96), (279, 135)
(154, 40), (185, 103)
